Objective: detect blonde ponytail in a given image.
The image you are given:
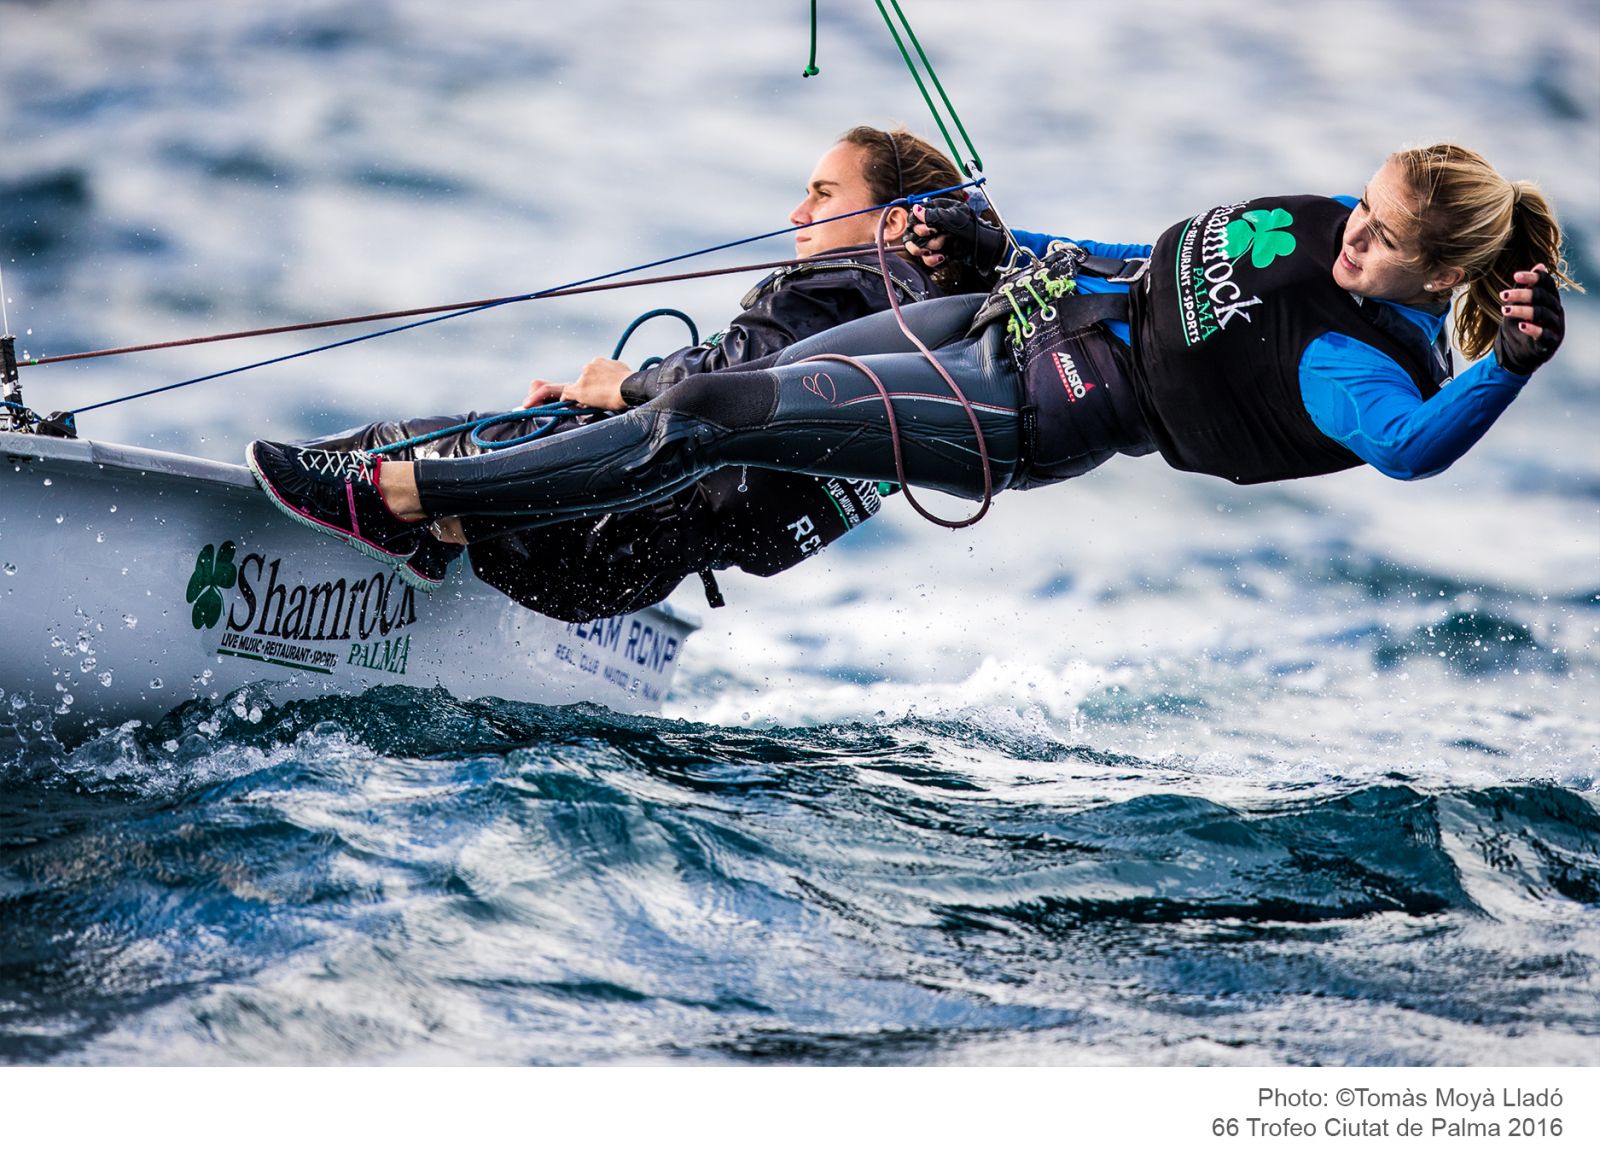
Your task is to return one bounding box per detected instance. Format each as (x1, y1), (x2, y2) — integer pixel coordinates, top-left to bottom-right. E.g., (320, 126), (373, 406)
(1391, 144), (1582, 360)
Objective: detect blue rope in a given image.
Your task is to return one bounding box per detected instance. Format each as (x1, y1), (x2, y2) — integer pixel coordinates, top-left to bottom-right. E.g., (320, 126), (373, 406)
(380, 400), (604, 454)
(363, 401), (603, 457)
(467, 409), (569, 451)
(66, 178), (984, 417)
(611, 308), (699, 360)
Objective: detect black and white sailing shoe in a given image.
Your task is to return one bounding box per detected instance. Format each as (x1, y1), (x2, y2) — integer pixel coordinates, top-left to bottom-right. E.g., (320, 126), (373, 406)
(246, 440), (429, 578)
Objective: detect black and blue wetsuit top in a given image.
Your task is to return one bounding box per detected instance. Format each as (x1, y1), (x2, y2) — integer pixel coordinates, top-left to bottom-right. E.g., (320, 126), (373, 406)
(1011, 193), (1531, 482)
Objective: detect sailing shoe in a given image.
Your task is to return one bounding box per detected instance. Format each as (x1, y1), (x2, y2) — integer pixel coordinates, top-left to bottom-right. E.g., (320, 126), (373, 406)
(401, 536), (464, 594)
(246, 440), (425, 565)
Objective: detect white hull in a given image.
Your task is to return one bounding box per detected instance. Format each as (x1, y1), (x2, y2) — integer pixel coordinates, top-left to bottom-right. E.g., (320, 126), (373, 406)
(0, 431), (697, 734)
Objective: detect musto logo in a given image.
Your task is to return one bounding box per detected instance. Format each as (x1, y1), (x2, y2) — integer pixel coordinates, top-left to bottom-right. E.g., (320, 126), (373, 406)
(188, 542), (417, 676)
(1051, 349), (1096, 402)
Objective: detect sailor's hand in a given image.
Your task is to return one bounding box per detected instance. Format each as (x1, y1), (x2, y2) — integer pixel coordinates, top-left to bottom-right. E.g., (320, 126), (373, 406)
(905, 197), (1007, 273)
(521, 379), (568, 408)
(566, 357), (631, 411)
(1494, 264), (1564, 375)
(521, 358), (632, 412)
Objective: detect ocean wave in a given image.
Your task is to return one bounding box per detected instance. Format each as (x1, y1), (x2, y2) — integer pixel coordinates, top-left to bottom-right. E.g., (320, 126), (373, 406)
(3, 689), (1595, 1064)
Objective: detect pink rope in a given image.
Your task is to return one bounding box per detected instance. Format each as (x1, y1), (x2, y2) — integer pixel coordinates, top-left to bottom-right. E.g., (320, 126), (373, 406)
(800, 207), (993, 528)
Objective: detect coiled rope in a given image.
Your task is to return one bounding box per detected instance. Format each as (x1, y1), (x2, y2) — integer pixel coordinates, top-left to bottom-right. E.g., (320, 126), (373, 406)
(365, 307), (703, 456)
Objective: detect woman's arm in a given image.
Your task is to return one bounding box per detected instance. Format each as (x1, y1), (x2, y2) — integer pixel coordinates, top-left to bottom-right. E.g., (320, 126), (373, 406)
(908, 202), (1151, 271)
(620, 259), (919, 406)
(1009, 229), (1153, 264)
(1299, 334), (1531, 479)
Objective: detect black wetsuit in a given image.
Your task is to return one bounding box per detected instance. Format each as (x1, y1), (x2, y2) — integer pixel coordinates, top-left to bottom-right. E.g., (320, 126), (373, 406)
(410, 293), (1079, 521)
(309, 250), (939, 622)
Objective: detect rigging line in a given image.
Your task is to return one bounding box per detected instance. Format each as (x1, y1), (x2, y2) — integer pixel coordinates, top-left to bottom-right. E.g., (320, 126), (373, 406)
(35, 247), (881, 369)
(872, 0), (981, 176)
(802, 0), (820, 76)
(67, 179), (982, 416)
(70, 306), (496, 415)
(800, 203), (993, 529)
(882, 0), (981, 173)
(67, 247), (918, 415)
(27, 180), (981, 371)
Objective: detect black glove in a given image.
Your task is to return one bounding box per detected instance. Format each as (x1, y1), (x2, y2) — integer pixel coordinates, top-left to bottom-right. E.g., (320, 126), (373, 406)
(1493, 269), (1564, 375)
(909, 197), (1008, 273)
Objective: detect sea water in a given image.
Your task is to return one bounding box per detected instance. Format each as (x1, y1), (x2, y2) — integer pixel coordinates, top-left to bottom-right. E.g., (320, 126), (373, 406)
(1, 0), (1597, 1067)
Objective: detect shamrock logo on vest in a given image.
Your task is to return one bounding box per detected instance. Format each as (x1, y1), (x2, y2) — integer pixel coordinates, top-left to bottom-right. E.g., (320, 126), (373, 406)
(1223, 207), (1297, 269)
(186, 541), (238, 630)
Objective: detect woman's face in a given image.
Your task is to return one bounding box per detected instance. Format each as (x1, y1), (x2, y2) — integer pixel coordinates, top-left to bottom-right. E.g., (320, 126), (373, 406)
(790, 142), (897, 259)
(1333, 159), (1454, 306)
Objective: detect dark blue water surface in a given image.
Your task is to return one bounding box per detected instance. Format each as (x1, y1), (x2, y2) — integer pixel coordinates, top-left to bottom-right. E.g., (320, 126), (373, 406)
(3, 688), (1597, 1065)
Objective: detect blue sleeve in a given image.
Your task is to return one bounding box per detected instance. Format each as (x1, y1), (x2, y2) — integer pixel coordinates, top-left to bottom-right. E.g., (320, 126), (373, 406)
(1299, 335), (1531, 480)
(1010, 229), (1153, 263)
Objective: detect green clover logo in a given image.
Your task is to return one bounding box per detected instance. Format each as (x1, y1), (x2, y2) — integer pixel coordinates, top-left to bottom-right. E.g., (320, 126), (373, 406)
(1223, 207), (1297, 269)
(185, 541), (238, 630)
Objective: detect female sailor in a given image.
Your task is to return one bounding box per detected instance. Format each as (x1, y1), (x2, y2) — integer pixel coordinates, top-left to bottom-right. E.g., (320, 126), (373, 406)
(275, 126), (992, 617)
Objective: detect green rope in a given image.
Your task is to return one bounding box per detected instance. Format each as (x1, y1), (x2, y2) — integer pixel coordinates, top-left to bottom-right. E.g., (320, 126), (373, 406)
(803, 0), (820, 76)
(799, 2), (981, 174)
(874, 0), (983, 175)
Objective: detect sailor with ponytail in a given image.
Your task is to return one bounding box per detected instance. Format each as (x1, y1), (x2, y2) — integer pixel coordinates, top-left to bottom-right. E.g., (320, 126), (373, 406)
(1385, 143), (1571, 373)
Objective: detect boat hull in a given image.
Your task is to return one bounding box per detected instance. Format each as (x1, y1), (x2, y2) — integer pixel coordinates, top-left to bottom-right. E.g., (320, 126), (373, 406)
(1, 431), (697, 733)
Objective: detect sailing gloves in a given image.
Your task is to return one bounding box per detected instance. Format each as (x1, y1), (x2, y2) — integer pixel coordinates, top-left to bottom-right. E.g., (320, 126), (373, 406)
(1494, 266), (1564, 376)
(908, 197), (1008, 274)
